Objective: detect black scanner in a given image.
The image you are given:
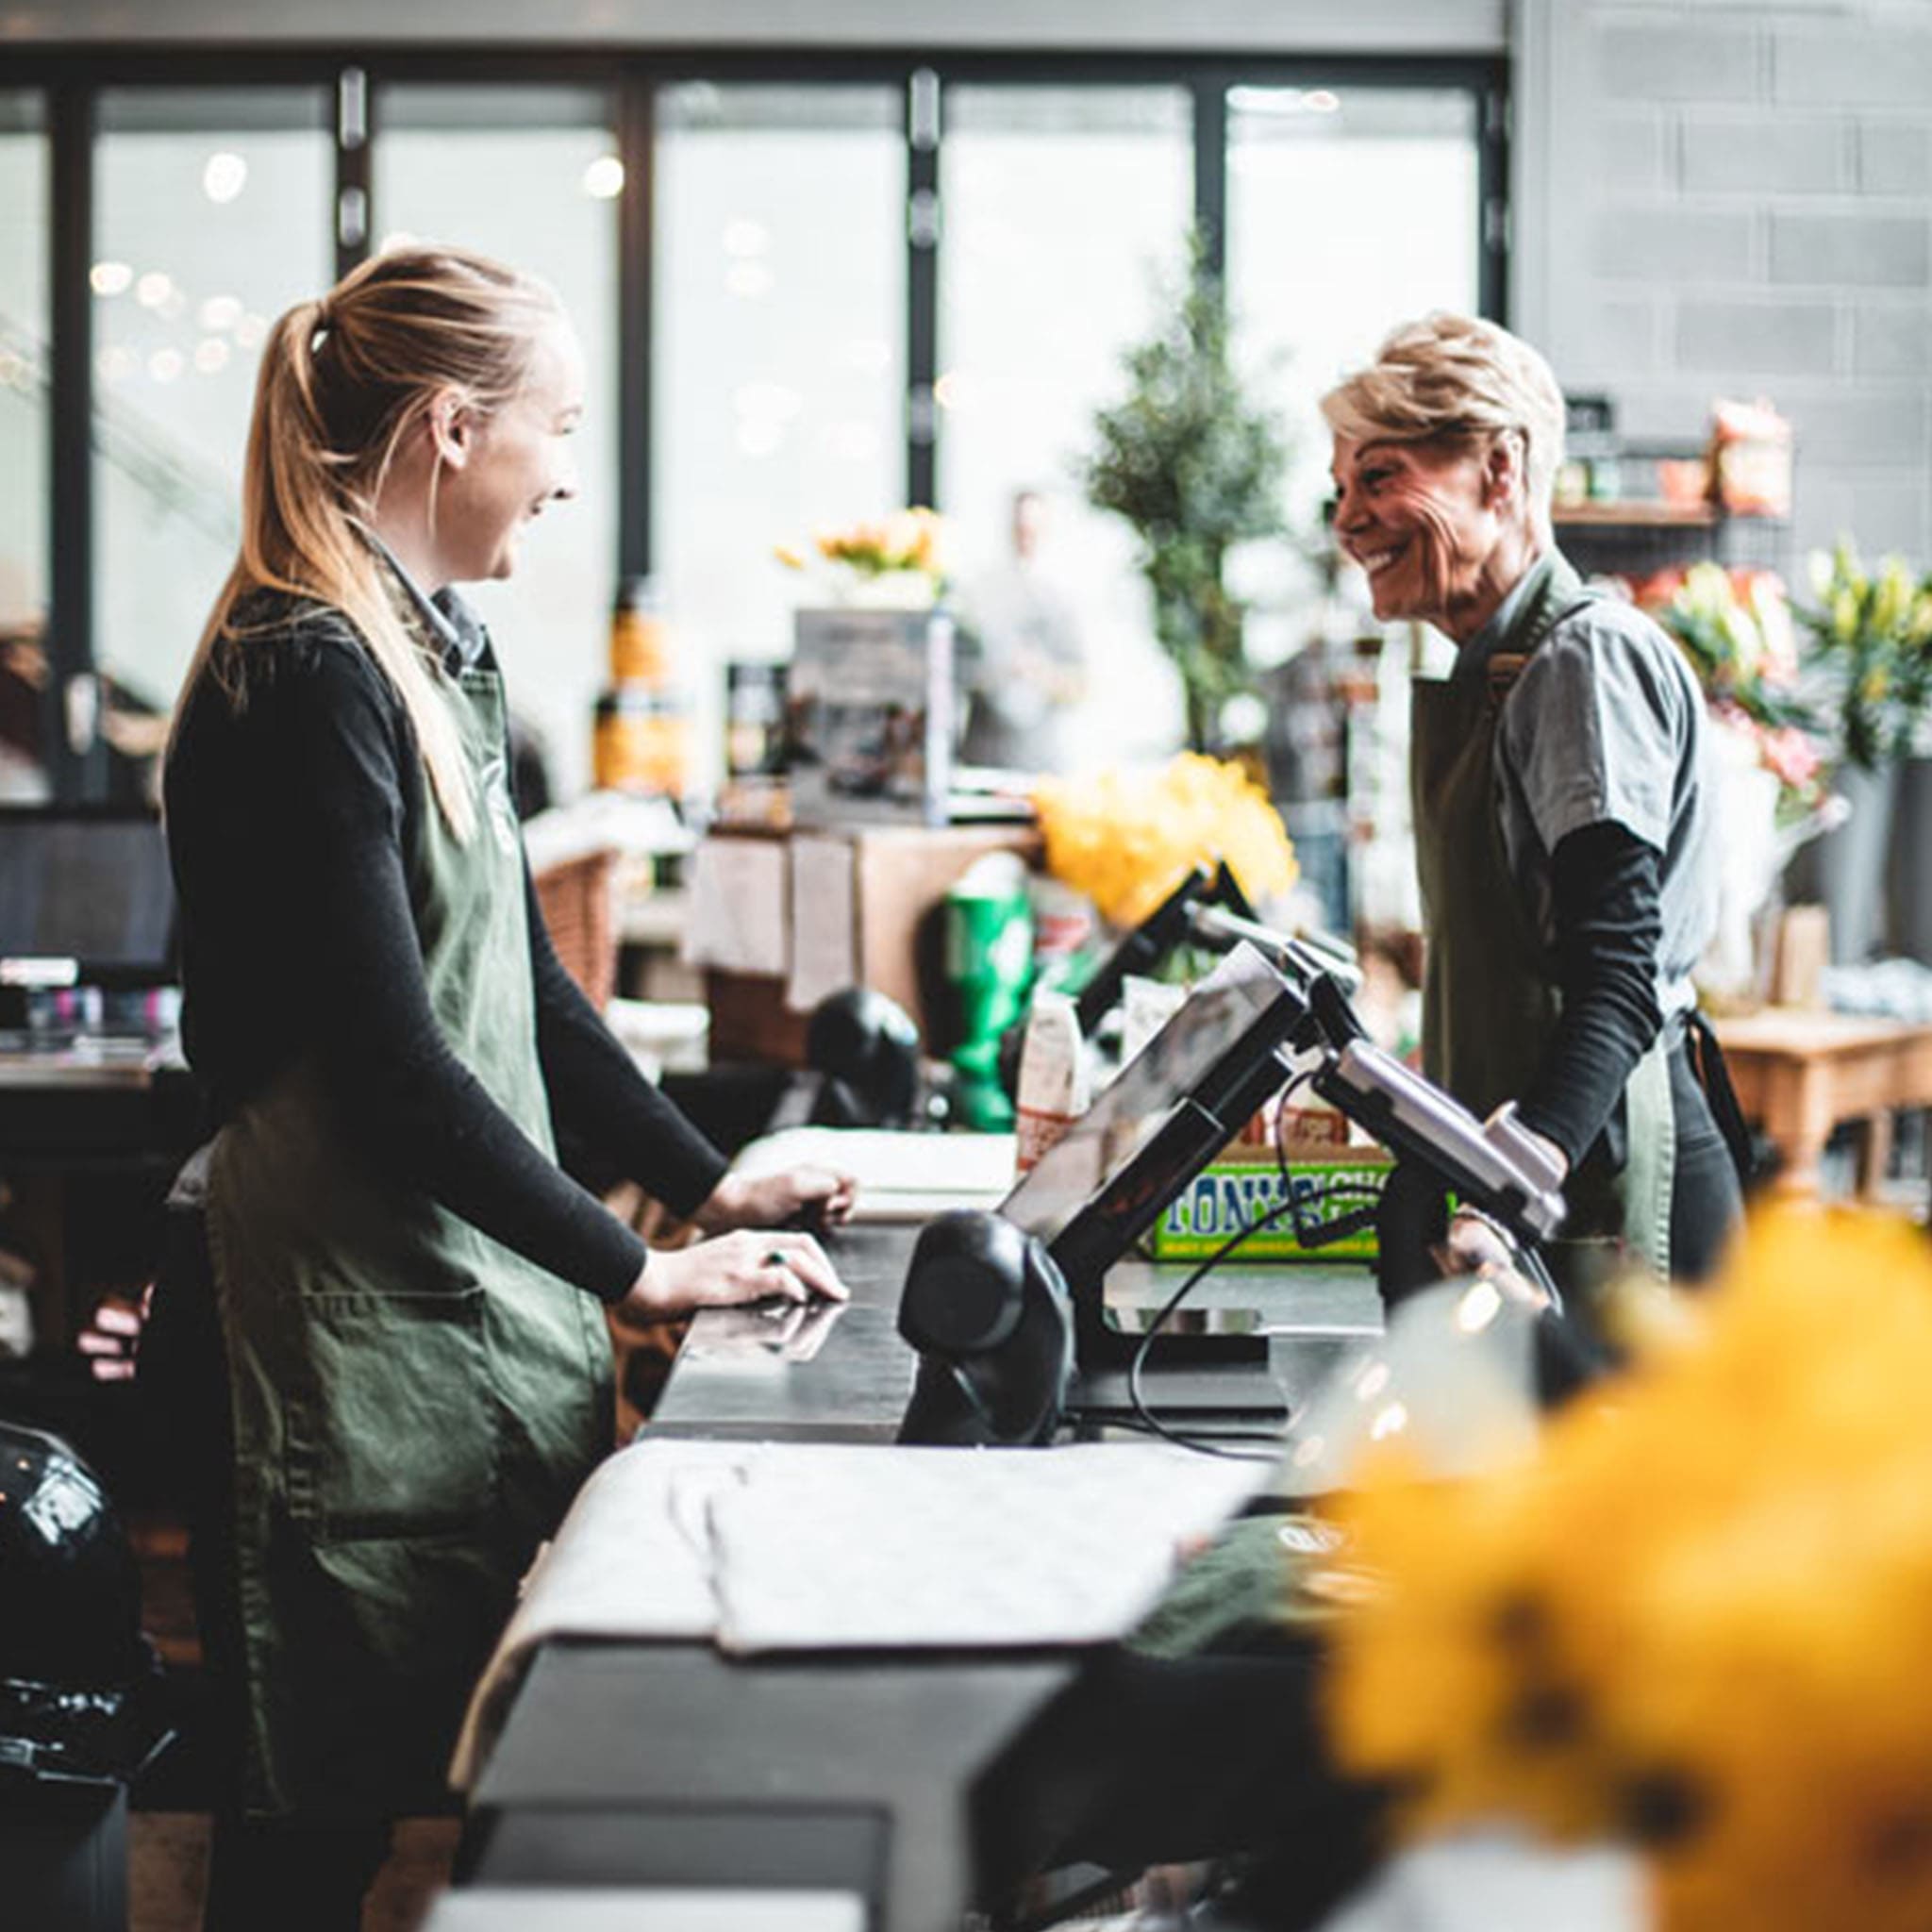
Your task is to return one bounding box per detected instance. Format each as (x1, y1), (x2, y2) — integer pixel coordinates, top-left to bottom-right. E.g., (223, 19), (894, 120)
(896, 1210), (1074, 1447)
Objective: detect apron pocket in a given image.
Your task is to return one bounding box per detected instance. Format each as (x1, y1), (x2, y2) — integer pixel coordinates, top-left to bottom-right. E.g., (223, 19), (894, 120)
(286, 1287), (500, 1541)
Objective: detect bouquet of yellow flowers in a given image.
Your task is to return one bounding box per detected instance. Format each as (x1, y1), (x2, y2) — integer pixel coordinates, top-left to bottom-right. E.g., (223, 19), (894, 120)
(1325, 1204), (1932, 1932)
(775, 508), (945, 597)
(1030, 753), (1296, 928)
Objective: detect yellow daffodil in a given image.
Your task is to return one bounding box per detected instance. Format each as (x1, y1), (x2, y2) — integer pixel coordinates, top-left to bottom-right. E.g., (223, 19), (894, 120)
(1031, 754), (1297, 927)
(1326, 1204), (1932, 1932)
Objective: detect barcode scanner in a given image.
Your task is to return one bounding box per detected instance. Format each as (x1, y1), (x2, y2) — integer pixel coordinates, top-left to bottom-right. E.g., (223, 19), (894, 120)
(896, 1209), (1074, 1447)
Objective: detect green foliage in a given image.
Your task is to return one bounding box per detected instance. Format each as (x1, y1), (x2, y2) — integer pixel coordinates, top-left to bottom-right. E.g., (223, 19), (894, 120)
(1793, 541), (1932, 773)
(1082, 240), (1291, 750)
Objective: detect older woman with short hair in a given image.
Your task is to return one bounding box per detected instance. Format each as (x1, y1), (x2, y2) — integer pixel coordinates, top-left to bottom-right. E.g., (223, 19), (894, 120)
(1323, 312), (1741, 1289)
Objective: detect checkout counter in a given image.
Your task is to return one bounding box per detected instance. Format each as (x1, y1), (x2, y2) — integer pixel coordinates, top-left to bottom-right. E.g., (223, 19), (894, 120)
(447, 941), (1569, 1931)
(455, 1225), (1387, 1931)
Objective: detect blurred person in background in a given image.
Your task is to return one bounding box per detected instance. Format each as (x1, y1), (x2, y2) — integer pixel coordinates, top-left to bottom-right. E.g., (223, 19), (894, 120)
(958, 486), (1088, 773)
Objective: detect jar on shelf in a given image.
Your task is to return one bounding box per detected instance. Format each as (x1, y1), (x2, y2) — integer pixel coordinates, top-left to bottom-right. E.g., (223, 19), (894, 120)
(608, 575), (672, 688)
(593, 687), (689, 797)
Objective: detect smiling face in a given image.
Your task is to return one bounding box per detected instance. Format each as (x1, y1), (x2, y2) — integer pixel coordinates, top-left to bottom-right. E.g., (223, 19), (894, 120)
(433, 310), (585, 584)
(1330, 429), (1539, 644)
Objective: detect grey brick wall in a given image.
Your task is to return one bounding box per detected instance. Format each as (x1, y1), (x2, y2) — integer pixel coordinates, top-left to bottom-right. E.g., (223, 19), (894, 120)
(1515, 0), (1932, 566)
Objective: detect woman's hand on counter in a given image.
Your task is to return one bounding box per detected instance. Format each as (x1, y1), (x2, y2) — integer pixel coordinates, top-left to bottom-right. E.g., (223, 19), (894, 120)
(692, 1164), (858, 1235)
(612, 1228), (849, 1332)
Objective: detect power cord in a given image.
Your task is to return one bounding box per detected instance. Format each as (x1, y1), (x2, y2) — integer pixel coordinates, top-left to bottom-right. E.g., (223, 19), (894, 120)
(1115, 1088), (1386, 1461)
(1121, 1197), (1308, 1462)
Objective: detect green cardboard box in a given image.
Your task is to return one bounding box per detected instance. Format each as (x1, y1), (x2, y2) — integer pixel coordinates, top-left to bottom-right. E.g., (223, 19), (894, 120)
(1149, 1146), (1392, 1263)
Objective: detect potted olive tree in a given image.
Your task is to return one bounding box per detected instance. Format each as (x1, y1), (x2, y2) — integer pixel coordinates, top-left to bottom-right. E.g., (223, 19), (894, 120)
(1082, 244), (1291, 754)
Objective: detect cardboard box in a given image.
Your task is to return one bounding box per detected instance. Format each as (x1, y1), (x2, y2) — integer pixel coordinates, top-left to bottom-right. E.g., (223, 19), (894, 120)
(1149, 1145), (1392, 1263)
(697, 823), (1041, 1064)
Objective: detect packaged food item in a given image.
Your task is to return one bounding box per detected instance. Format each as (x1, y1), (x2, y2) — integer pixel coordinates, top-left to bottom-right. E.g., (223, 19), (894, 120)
(724, 659), (789, 778)
(1014, 989), (1090, 1173)
(609, 575), (672, 685)
(1708, 397), (1793, 518)
(1278, 1090), (1350, 1156)
(1119, 974), (1187, 1067)
(595, 575), (689, 795)
(593, 688), (689, 796)
(1149, 1143), (1392, 1263)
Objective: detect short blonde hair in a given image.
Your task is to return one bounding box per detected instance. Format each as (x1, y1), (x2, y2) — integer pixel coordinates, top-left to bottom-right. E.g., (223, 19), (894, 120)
(1320, 313), (1566, 523)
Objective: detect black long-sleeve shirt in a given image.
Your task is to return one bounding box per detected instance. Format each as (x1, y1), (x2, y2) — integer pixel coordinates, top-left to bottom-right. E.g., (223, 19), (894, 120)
(1515, 819), (1667, 1169)
(164, 598), (726, 1303)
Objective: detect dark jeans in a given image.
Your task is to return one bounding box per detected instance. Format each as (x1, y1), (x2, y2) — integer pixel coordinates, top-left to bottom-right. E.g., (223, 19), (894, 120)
(1666, 1029), (1744, 1284)
(202, 1815), (393, 1932)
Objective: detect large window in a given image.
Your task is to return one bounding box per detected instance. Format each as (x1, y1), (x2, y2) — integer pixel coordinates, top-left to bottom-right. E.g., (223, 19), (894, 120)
(10, 54), (1500, 803)
(376, 83), (622, 798)
(0, 92), (48, 799)
(653, 83), (906, 786)
(937, 85), (1193, 764)
(1227, 83), (1482, 522)
(92, 87), (333, 727)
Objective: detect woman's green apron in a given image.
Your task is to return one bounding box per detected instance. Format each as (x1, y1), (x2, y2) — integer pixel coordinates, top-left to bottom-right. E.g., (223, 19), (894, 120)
(204, 651), (613, 1819)
(1409, 549), (1674, 1281)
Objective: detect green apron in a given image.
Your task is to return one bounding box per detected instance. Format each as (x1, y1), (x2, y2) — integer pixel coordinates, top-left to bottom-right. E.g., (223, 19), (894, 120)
(1410, 549), (1674, 1280)
(204, 651), (614, 1820)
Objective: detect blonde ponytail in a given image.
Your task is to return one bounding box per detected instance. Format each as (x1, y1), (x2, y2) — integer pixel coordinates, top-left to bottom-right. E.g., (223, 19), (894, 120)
(175, 247), (561, 842)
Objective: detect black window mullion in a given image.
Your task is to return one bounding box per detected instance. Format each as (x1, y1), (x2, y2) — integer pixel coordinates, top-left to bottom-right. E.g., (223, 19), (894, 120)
(619, 75), (654, 580)
(48, 79), (103, 805)
(335, 63), (373, 282)
(1479, 70), (1510, 325)
(1191, 78), (1228, 282)
(905, 67), (939, 511)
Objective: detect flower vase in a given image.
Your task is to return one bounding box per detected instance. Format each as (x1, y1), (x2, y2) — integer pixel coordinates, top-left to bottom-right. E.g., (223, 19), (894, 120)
(1700, 724), (1786, 1007)
(1890, 757), (1932, 965)
(1790, 758), (1899, 966)
(837, 568), (938, 612)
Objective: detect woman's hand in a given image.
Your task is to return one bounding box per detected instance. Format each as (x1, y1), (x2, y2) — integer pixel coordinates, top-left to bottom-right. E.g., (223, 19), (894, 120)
(612, 1228), (849, 1333)
(1441, 1206), (1520, 1278)
(1441, 1109), (1568, 1269)
(692, 1164), (858, 1235)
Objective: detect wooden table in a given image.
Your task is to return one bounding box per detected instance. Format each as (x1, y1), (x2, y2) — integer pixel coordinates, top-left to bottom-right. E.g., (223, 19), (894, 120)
(1712, 1008), (1932, 1199)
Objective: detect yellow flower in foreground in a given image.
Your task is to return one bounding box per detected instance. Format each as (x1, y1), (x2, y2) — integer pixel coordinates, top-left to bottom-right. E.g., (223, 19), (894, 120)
(1030, 753), (1297, 927)
(1325, 1205), (1932, 1932)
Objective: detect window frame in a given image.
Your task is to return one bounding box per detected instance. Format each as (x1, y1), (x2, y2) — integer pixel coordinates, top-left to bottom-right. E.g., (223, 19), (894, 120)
(10, 42), (1507, 801)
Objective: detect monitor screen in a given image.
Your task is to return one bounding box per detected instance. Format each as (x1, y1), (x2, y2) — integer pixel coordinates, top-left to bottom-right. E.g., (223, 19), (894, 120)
(1000, 947), (1291, 1247)
(0, 811), (176, 984)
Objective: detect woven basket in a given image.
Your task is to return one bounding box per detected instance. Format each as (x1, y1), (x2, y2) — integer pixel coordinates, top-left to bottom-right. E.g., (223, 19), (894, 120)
(532, 847), (619, 1010)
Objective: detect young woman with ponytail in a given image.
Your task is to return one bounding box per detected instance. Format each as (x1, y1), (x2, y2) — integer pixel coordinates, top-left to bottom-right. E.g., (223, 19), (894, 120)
(157, 246), (852, 1926)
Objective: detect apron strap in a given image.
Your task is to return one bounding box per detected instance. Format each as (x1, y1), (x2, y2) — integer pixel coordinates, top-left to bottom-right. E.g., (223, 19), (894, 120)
(1683, 1009), (1757, 1190)
(1485, 592), (1604, 708)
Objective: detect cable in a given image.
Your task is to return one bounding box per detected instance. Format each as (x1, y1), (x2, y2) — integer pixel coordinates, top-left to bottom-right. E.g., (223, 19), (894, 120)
(1121, 1198), (1307, 1462)
(1109, 1079), (1385, 1461)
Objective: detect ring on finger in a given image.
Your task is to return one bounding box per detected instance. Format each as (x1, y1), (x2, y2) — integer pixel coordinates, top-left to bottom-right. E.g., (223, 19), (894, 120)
(762, 1249), (790, 1270)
